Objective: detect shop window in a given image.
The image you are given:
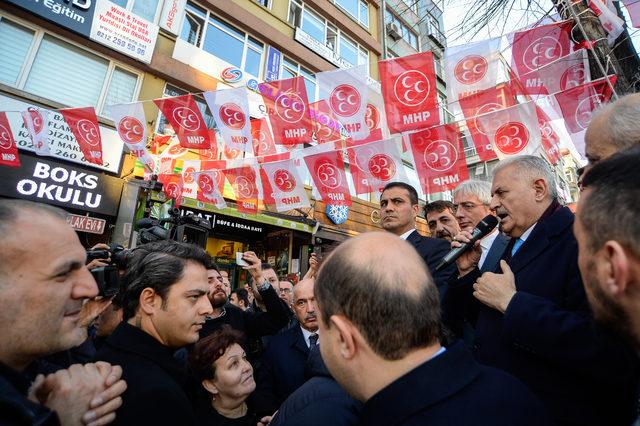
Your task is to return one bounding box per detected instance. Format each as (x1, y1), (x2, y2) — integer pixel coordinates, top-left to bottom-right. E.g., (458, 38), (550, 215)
(180, 2), (265, 78)
(108, 0), (161, 22)
(0, 15), (142, 117)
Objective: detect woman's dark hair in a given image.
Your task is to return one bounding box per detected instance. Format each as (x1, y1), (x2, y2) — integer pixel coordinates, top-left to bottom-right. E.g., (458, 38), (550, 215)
(188, 326), (246, 383)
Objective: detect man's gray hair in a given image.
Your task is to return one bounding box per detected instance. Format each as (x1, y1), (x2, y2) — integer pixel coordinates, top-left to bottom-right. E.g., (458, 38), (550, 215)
(492, 155), (558, 199)
(593, 94), (640, 152)
(452, 180), (492, 205)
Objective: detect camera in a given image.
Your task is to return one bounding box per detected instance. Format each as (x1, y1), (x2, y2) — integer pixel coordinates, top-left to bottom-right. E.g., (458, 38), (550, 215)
(86, 243), (133, 297)
(136, 208), (210, 248)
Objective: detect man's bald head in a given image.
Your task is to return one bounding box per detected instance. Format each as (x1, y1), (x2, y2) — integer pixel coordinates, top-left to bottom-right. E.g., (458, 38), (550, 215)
(315, 232), (441, 360)
(585, 93), (640, 165)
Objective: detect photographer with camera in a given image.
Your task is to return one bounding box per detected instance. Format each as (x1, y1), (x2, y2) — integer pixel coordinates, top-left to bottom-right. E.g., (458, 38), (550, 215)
(0, 199), (127, 426)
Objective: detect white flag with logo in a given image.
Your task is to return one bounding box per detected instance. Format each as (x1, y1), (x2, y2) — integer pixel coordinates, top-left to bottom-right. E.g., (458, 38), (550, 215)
(21, 107), (50, 156)
(109, 102), (155, 170)
(348, 138), (407, 194)
(192, 170), (227, 209)
(317, 66), (369, 140)
(445, 37), (502, 102)
(260, 158), (310, 212)
(476, 101), (542, 159)
(514, 49), (591, 97)
(589, 0), (624, 46)
(204, 88), (252, 152)
(181, 160), (202, 200)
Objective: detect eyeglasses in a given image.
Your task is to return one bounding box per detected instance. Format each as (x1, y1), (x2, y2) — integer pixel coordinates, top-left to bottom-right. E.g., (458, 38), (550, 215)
(452, 202), (484, 213)
(279, 288), (292, 294)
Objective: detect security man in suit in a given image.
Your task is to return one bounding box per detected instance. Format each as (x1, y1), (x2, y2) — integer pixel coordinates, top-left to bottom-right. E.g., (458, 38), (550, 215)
(380, 182), (455, 296)
(446, 155), (638, 426)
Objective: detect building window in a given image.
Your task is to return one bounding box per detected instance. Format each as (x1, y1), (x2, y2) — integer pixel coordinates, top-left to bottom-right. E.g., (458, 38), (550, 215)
(334, 0), (369, 27)
(108, 0), (162, 22)
(401, 0), (419, 14)
(253, 0), (271, 8)
(288, 0), (370, 73)
(385, 10), (419, 50)
(180, 1), (265, 78)
(0, 15), (142, 118)
(281, 57), (317, 102)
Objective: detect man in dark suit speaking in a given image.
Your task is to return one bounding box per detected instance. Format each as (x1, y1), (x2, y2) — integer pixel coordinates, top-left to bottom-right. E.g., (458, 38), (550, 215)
(380, 182), (455, 295)
(445, 155), (638, 426)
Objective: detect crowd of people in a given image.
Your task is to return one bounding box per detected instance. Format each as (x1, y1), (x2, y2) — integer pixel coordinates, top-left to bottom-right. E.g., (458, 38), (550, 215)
(2, 93), (640, 426)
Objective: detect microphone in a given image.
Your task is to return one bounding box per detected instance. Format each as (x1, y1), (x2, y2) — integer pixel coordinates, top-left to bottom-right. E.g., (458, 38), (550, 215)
(435, 215), (499, 272)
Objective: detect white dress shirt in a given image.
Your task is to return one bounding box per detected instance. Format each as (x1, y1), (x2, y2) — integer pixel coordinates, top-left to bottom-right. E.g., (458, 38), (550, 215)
(300, 326), (319, 348)
(399, 229), (416, 240)
(478, 228), (499, 269)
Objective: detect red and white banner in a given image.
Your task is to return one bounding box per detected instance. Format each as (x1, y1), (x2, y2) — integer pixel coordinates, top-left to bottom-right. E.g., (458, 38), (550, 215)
(154, 94), (212, 149)
(158, 173), (184, 207)
(309, 100), (344, 145)
(21, 107), (50, 156)
(224, 165), (261, 214)
(317, 67), (369, 140)
(110, 102), (155, 170)
(204, 88), (252, 153)
(621, 0), (640, 28)
(589, 0), (624, 45)
(348, 138), (406, 195)
(553, 76), (617, 134)
(509, 21), (575, 78)
(459, 83), (518, 161)
(59, 107), (104, 165)
(193, 168), (227, 209)
(476, 101), (542, 159)
(409, 124), (469, 195)
(379, 51), (440, 134)
(251, 118), (277, 157)
(259, 76), (312, 148)
(261, 158), (310, 212)
(304, 150), (351, 206)
(445, 37), (502, 101)
(351, 87), (389, 145)
(513, 49), (590, 96)
(535, 105), (561, 165)
(0, 112), (21, 168)
(181, 160), (202, 200)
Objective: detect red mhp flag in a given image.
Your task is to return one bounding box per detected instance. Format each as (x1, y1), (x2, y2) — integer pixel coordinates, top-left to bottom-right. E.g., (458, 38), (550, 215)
(22, 107), (50, 156)
(509, 21), (575, 78)
(553, 76), (617, 134)
(223, 145), (242, 160)
(261, 158), (310, 212)
(459, 83), (518, 161)
(348, 138), (407, 195)
(513, 49), (590, 96)
(309, 100), (344, 144)
(251, 118), (277, 157)
(224, 165), (260, 214)
(409, 124), (469, 195)
(154, 94), (212, 149)
(379, 51), (440, 134)
(0, 112), (21, 168)
(535, 106), (561, 165)
(258, 76), (312, 148)
(304, 150), (351, 206)
(194, 169), (227, 209)
(151, 133), (172, 154)
(59, 107), (103, 165)
(476, 101), (542, 159)
(158, 173), (184, 207)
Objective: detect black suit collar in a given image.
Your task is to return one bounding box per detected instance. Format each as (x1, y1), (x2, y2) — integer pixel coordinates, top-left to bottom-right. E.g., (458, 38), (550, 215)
(289, 325), (310, 356)
(106, 322), (186, 385)
(404, 229), (423, 244)
(362, 342), (480, 425)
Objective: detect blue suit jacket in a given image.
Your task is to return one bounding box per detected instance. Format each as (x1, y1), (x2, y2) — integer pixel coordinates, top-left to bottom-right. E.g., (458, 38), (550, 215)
(444, 205), (638, 425)
(361, 341), (550, 426)
(254, 325), (310, 413)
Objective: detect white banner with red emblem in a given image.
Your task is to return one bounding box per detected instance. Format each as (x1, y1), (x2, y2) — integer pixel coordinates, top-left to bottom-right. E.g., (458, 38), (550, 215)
(109, 102), (155, 170)
(21, 107), (50, 156)
(445, 37), (502, 101)
(192, 168), (227, 209)
(348, 138), (406, 195)
(204, 88), (253, 153)
(261, 158), (310, 212)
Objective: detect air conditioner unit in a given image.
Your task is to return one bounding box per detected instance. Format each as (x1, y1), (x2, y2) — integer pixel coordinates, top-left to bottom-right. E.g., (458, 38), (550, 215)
(386, 22), (402, 41)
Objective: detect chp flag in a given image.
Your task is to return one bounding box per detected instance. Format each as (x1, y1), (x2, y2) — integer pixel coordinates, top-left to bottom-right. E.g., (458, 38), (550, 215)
(261, 158), (310, 212)
(22, 107), (50, 156)
(304, 149), (351, 206)
(0, 112), (21, 168)
(110, 102), (155, 170)
(204, 88), (253, 153)
(154, 94), (212, 149)
(59, 107), (104, 165)
(408, 124), (469, 195)
(379, 51), (440, 134)
(445, 37), (502, 101)
(258, 76), (312, 148)
(224, 165), (261, 214)
(348, 138), (407, 195)
(476, 101), (542, 159)
(317, 66), (369, 140)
